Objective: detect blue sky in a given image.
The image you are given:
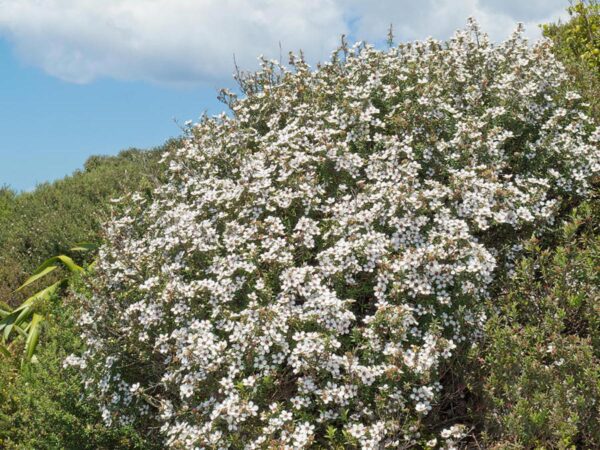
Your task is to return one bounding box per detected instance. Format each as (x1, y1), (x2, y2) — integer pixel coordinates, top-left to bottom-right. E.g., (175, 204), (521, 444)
(0, 0), (568, 191)
(0, 39), (224, 191)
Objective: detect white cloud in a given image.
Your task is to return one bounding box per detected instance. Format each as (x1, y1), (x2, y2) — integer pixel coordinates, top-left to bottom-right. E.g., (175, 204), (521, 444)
(0, 0), (348, 85)
(343, 0), (568, 43)
(0, 0), (569, 86)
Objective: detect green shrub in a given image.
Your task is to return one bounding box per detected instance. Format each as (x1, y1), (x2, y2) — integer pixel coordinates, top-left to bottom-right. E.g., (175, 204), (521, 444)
(1, 245), (97, 365)
(468, 198), (600, 448)
(0, 143), (171, 302)
(543, 0), (600, 119)
(461, 6), (600, 447)
(0, 3), (598, 447)
(0, 293), (155, 449)
(0, 144), (171, 448)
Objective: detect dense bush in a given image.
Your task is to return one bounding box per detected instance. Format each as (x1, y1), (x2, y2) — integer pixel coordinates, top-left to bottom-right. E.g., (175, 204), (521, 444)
(0, 4), (597, 449)
(460, 4), (600, 447)
(467, 198), (600, 448)
(543, 0), (599, 73)
(543, 0), (600, 119)
(69, 21), (599, 448)
(0, 293), (155, 449)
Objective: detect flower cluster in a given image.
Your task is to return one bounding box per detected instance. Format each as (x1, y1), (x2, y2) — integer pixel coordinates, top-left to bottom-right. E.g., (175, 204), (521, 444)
(70, 20), (599, 448)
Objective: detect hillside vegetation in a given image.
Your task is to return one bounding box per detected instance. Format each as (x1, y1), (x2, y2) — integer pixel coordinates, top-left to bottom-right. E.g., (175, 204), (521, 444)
(0, 145), (172, 301)
(0, 146), (173, 448)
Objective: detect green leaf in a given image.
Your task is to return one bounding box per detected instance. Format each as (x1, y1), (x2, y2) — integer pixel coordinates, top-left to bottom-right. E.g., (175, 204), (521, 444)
(14, 305), (33, 327)
(568, 293), (584, 308)
(15, 255), (83, 292)
(15, 265), (58, 292)
(24, 313), (43, 363)
(325, 425), (337, 440)
(1, 312), (18, 341)
(12, 324), (27, 339)
(0, 314), (27, 342)
(0, 344), (10, 357)
(17, 281), (63, 310)
(70, 242), (98, 252)
(55, 255), (85, 273)
(0, 281), (62, 342)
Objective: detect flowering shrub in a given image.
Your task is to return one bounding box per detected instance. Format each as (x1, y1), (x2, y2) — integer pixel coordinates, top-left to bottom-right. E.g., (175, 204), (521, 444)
(69, 20), (599, 449)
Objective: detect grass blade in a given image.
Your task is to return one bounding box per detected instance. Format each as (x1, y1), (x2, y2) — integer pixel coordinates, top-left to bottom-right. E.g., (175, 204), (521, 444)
(16, 255), (83, 293)
(24, 313), (43, 363)
(0, 344), (10, 358)
(70, 242), (98, 252)
(15, 264), (59, 292)
(55, 255), (84, 273)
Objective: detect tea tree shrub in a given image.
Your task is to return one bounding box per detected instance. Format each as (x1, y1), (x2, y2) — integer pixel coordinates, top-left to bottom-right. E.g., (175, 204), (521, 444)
(71, 21), (599, 448)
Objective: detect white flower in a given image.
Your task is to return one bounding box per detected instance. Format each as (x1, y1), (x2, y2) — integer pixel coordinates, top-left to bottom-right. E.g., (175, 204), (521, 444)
(415, 402), (428, 413)
(180, 383), (194, 398)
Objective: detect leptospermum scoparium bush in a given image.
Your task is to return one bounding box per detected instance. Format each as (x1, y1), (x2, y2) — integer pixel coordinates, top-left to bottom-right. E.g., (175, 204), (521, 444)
(68, 21), (599, 449)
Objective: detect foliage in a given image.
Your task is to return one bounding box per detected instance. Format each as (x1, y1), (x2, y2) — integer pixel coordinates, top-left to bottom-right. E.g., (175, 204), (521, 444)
(543, 0), (600, 119)
(467, 197), (600, 448)
(457, 5), (600, 447)
(543, 0), (599, 72)
(69, 21), (599, 448)
(0, 244), (96, 366)
(0, 145), (169, 302)
(0, 3), (598, 448)
(0, 296), (156, 450)
(0, 145), (169, 448)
